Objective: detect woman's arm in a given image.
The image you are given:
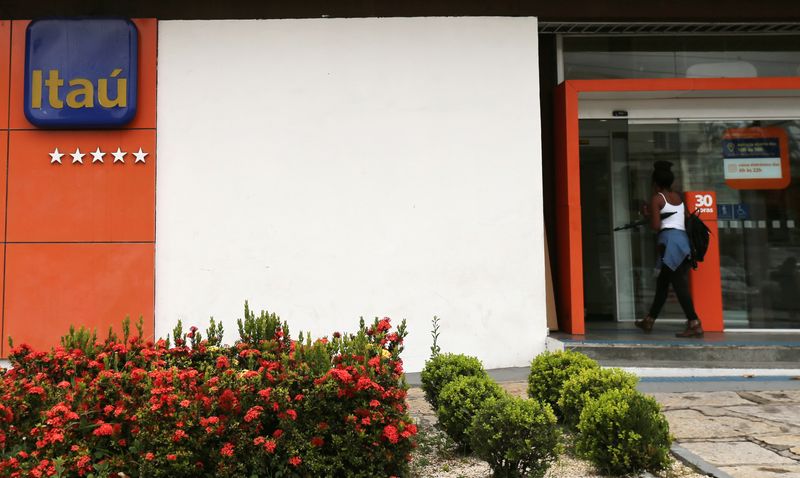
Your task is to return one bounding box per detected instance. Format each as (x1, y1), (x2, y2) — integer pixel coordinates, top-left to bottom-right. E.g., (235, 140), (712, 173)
(675, 190), (690, 217)
(650, 193), (664, 231)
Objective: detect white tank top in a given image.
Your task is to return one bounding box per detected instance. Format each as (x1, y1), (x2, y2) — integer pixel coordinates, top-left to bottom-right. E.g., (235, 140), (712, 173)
(658, 192), (685, 231)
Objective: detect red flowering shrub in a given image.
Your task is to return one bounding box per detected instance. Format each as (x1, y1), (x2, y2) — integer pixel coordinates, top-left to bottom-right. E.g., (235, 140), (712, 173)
(0, 305), (415, 477)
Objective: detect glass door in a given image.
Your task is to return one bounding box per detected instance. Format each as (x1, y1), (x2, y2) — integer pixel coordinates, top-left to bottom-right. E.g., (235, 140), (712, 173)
(580, 120), (690, 324)
(579, 120), (624, 322)
(580, 118), (800, 329)
(678, 120), (800, 328)
(618, 122), (687, 323)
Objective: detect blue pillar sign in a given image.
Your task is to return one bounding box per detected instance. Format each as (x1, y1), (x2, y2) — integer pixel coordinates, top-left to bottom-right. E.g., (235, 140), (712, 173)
(24, 18), (139, 128)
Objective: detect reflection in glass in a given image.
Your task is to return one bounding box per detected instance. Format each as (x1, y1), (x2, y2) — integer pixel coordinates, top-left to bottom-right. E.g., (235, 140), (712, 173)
(579, 119), (800, 328)
(680, 120), (800, 328)
(563, 36), (800, 80)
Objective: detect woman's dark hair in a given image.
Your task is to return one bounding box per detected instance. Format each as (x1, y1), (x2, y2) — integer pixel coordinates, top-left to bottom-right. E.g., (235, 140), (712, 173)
(652, 161), (674, 189)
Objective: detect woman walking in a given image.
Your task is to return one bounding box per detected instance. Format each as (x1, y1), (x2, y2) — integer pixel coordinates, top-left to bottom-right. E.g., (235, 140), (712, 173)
(635, 161), (704, 338)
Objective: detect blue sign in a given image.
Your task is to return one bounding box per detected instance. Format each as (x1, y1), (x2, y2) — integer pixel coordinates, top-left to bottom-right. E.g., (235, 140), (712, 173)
(717, 203), (750, 220)
(722, 137), (780, 159)
(733, 203), (750, 220)
(24, 18), (138, 128)
(717, 204), (733, 220)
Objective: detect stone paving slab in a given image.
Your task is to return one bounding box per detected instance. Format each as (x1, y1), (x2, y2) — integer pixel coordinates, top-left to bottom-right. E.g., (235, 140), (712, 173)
(719, 464), (800, 478)
(689, 405), (753, 417)
(664, 409), (789, 439)
(500, 381), (527, 398)
(407, 387), (436, 428)
(740, 391), (800, 403)
(652, 389), (800, 475)
(754, 434), (800, 450)
(728, 403), (800, 428)
(652, 391), (753, 408)
(680, 441), (796, 466)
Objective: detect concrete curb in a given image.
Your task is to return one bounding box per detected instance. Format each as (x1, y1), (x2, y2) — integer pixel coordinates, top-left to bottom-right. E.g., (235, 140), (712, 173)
(671, 444), (735, 478)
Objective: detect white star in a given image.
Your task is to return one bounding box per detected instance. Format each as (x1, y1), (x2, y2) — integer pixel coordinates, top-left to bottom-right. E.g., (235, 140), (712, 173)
(90, 147), (105, 163)
(70, 148), (85, 164)
(133, 147), (148, 164)
(49, 148), (64, 164)
(112, 147), (126, 163)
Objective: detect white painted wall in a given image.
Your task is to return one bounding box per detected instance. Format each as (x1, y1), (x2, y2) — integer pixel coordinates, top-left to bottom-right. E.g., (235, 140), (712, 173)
(156, 17), (545, 372)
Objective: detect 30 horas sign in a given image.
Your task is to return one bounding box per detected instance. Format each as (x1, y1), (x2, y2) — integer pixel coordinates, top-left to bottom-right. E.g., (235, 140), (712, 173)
(23, 18), (138, 128)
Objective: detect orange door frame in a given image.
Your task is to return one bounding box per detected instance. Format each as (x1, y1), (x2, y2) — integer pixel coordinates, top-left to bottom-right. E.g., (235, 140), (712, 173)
(553, 77), (800, 335)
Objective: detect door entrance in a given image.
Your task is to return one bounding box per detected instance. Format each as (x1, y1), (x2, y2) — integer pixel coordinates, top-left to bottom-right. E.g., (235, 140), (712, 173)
(579, 118), (800, 329)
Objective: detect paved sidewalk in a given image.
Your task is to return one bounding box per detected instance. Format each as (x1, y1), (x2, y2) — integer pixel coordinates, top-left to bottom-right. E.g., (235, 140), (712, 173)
(652, 389), (800, 477)
(407, 378), (800, 478)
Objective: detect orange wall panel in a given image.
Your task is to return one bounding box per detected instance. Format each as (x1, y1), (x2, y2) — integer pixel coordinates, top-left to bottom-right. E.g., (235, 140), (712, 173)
(0, 250), (4, 356)
(127, 18), (157, 130)
(6, 129), (155, 242)
(0, 21), (9, 130)
(0, 132), (7, 240)
(8, 19), (157, 130)
(3, 243), (154, 352)
(1, 18), (157, 358)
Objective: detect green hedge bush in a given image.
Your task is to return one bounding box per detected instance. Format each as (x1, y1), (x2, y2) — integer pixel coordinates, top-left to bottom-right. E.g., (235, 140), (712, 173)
(576, 387), (672, 476)
(437, 375), (505, 449)
(420, 353), (486, 408)
(527, 350), (598, 418)
(468, 396), (561, 478)
(558, 367), (639, 428)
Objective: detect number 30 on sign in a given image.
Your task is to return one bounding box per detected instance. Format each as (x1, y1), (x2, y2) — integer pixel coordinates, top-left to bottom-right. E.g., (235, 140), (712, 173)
(687, 191), (717, 220)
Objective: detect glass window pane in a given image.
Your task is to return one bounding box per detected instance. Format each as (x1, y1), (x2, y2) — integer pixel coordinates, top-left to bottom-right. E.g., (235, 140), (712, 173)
(581, 118), (800, 328)
(563, 36), (800, 79)
(679, 120), (800, 328)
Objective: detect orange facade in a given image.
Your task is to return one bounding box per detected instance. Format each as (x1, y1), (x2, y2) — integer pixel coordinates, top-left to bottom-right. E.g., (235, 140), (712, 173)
(554, 77), (800, 335)
(0, 19), (157, 355)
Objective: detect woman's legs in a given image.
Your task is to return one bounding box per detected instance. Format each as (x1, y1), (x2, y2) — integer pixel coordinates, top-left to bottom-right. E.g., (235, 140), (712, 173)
(637, 264), (671, 332)
(648, 265), (672, 319)
(671, 259), (704, 337)
(639, 259), (703, 337)
(669, 260), (699, 322)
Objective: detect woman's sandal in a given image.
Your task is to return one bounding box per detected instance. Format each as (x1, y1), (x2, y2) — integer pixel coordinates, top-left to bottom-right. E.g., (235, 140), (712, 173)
(634, 316), (655, 333)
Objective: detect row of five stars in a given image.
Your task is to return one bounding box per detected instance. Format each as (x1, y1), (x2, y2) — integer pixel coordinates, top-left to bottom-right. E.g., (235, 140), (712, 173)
(49, 147), (149, 164)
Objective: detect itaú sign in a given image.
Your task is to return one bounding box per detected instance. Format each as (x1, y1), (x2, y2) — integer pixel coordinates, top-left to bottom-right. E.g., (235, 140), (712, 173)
(24, 18), (138, 128)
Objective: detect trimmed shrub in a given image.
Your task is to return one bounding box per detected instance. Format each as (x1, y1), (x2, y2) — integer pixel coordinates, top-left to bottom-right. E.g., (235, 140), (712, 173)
(437, 375), (505, 449)
(0, 307), (416, 478)
(576, 387), (672, 476)
(468, 396), (561, 478)
(558, 367), (639, 428)
(421, 353), (486, 408)
(527, 350), (599, 418)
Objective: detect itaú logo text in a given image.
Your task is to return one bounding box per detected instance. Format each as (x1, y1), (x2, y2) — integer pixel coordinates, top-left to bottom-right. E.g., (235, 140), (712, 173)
(24, 18), (139, 128)
(29, 68), (128, 110)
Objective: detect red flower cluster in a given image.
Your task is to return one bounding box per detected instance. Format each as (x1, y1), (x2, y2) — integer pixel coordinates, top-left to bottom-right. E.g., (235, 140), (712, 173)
(0, 315), (415, 477)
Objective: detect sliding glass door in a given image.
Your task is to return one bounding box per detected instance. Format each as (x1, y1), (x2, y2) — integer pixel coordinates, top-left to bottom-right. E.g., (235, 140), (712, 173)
(580, 118), (800, 328)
